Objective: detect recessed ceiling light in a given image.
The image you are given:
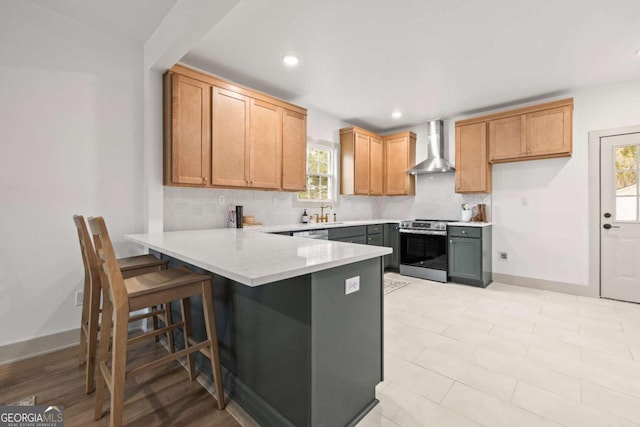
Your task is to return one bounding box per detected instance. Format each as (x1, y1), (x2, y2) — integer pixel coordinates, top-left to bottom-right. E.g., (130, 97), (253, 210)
(392, 111), (402, 119)
(282, 54), (299, 66)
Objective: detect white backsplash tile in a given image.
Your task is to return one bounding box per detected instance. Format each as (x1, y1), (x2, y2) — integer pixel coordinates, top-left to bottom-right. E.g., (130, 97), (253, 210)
(164, 174), (491, 231)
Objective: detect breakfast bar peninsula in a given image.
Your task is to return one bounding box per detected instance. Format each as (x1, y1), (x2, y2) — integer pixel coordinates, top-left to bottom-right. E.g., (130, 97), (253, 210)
(126, 228), (390, 427)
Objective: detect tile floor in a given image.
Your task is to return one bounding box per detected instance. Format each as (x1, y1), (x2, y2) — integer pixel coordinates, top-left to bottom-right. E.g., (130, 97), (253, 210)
(358, 273), (640, 427)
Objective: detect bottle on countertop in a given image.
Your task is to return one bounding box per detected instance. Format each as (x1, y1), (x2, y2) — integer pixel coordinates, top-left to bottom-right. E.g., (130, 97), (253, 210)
(302, 209), (309, 224)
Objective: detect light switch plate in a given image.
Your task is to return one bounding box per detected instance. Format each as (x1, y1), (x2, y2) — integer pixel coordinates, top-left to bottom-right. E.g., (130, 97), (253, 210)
(345, 276), (360, 295)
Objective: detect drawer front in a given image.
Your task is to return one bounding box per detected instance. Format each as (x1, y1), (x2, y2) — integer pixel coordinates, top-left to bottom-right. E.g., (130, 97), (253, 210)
(367, 234), (383, 246)
(367, 224), (383, 235)
(449, 226), (481, 239)
(328, 226), (367, 240)
(333, 235), (367, 245)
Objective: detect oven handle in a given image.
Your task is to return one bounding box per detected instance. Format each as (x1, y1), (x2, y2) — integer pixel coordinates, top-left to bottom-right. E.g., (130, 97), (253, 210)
(399, 229), (447, 236)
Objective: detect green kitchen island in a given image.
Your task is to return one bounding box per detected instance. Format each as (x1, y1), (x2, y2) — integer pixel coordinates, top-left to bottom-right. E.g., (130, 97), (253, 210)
(126, 228), (390, 427)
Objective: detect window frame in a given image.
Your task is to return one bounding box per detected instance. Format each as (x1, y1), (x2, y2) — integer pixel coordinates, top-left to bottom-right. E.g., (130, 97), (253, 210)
(294, 139), (339, 207)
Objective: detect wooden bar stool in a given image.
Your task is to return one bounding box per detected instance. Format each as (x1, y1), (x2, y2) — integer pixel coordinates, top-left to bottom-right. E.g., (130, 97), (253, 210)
(88, 216), (225, 427)
(73, 215), (174, 394)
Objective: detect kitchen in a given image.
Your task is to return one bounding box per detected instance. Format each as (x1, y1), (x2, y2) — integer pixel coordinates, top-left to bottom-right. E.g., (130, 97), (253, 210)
(2, 0), (640, 426)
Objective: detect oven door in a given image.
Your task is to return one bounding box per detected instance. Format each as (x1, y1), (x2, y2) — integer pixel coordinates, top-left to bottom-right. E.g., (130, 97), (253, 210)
(399, 230), (448, 282)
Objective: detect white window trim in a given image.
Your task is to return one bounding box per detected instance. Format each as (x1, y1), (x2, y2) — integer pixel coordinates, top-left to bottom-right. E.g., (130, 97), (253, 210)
(293, 138), (340, 208)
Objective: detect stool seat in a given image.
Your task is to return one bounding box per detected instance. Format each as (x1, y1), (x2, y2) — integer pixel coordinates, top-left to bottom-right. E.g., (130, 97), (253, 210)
(118, 254), (167, 272)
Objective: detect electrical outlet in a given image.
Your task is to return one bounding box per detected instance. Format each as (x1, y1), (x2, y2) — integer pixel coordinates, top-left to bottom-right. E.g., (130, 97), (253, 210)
(75, 291), (84, 306)
(272, 196), (279, 205)
(218, 195), (225, 206)
(499, 252), (509, 261)
(521, 197), (528, 207)
(345, 276), (360, 295)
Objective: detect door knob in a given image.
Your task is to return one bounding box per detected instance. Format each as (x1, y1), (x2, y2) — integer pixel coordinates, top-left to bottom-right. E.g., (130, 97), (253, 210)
(603, 224), (620, 229)
(604, 212), (612, 218)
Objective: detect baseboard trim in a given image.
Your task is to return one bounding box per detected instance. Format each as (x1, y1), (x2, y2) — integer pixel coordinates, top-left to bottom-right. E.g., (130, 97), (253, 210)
(492, 273), (598, 297)
(0, 328), (80, 366)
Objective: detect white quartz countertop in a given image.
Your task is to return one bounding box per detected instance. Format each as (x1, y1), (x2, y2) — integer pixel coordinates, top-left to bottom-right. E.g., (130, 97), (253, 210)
(125, 228), (391, 287)
(250, 219), (402, 233)
(447, 222), (492, 227)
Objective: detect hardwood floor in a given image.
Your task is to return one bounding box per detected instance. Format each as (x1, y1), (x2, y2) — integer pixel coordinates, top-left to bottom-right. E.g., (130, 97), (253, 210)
(0, 339), (240, 427)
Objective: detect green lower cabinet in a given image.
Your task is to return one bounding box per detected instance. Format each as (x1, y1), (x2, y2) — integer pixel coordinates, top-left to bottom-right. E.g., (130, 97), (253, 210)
(383, 224), (400, 270)
(448, 225), (492, 287)
(366, 233), (383, 246)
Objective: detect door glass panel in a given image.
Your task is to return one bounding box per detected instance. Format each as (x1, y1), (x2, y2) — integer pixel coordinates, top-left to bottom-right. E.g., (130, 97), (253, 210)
(615, 145), (637, 170)
(616, 171), (637, 194)
(614, 144), (640, 222)
(616, 196), (637, 221)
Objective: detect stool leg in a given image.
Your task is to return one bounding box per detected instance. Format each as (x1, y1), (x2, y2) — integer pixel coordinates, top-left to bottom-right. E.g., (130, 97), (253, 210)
(201, 281), (225, 410)
(94, 290), (113, 421)
(85, 280), (101, 394)
(165, 303), (175, 354)
(109, 308), (129, 427)
(79, 276), (90, 367)
(180, 298), (196, 381)
(152, 305), (160, 342)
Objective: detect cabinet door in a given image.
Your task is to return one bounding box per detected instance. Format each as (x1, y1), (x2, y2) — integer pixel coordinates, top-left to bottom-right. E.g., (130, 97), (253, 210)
(385, 135), (408, 195)
(249, 99), (282, 189)
(354, 133), (370, 195)
(455, 122), (491, 193)
(448, 237), (482, 281)
(282, 109), (307, 191)
(211, 86), (249, 187)
(168, 74), (210, 186)
(526, 105), (572, 157)
(369, 136), (384, 195)
(489, 115), (526, 162)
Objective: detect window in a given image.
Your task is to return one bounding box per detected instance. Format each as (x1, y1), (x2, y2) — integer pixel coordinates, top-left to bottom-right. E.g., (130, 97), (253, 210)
(297, 142), (337, 203)
(615, 144), (640, 221)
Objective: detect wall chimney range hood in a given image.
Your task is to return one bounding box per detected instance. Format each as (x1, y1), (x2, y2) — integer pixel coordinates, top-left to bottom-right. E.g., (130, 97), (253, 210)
(407, 119), (455, 174)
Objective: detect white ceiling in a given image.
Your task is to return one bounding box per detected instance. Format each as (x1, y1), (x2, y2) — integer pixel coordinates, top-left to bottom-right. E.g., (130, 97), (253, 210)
(24, 0), (640, 132)
(183, 0), (640, 132)
(23, 0), (176, 43)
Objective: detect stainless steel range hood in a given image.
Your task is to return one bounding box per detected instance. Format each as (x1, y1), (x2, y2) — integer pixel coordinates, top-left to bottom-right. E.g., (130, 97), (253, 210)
(407, 120), (455, 174)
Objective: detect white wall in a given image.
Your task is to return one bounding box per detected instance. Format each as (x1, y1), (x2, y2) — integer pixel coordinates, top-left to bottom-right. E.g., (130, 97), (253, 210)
(0, 2), (145, 346)
(164, 107), (383, 230)
(463, 78), (640, 293)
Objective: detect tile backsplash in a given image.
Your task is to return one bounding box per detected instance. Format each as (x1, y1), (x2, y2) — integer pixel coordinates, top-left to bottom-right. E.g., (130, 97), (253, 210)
(164, 173), (491, 231)
(163, 187), (384, 231)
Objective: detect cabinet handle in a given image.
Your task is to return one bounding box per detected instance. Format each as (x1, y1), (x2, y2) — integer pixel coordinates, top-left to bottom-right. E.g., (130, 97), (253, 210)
(203, 177), (207, 182)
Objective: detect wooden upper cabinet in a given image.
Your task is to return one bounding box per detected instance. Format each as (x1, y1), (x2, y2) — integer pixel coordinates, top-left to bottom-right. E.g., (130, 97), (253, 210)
(369, 136), (384, 195)
(384, 132), (416, 196)
(526, 105), (572, 158)
(164, 73), (211, 186)
(211, 86), (249, 188)
(163, 64), (307, 191)
(248, 99), (282, 189)
(455, 122), (491, 193)
(282, 109), (307, 191)
(489, 115), (526, 162)
(486, 99), (573, 163)
(354, 132), (371, 195)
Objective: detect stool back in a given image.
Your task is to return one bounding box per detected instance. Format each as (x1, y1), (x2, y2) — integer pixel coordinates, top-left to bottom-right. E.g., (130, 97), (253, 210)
(73, 215), (101, 291)
(88, 216), (129, 313)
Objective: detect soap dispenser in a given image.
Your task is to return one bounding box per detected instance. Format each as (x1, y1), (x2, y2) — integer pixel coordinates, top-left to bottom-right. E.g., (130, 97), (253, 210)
(302, 209), (309, 224)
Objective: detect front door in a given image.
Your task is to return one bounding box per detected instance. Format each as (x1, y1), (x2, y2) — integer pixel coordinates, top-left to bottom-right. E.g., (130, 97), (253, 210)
(601, 131), (640, 302)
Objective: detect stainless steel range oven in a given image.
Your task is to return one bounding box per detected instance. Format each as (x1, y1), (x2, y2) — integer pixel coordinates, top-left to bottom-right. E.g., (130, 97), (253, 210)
(399, 219), (451, 283)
